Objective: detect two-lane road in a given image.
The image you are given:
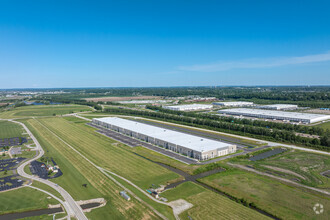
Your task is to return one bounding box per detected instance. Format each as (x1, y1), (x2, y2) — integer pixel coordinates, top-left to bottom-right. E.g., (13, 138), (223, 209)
(9, 119), (88, 220)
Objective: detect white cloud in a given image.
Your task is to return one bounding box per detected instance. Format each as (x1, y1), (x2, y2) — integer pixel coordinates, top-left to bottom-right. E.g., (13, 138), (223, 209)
(177, 51), (330, 72)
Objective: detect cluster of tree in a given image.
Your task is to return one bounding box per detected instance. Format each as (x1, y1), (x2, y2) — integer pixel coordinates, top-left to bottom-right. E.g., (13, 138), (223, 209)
(146, 105), (327, 136)
(37, 86), (330, 108)
(36, 97), (102, 111)
(104, 107), (330, 150)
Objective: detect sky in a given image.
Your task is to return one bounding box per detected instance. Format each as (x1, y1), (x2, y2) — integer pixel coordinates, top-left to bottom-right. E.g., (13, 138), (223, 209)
(0, 0), (330, 88)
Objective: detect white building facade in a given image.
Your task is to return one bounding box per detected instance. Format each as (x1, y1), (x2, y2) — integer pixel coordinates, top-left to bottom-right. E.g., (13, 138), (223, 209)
(163, 104), (213, 111)
(218, 108), (330, 124)
(213, 101), (254, 107)
(93, 117), (236, 160)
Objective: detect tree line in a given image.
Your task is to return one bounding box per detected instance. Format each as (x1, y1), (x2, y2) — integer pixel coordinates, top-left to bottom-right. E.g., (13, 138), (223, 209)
(104, 107), (330, 150)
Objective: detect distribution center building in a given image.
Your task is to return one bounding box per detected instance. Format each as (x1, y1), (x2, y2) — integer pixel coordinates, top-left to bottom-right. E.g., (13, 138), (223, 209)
(218, 108), (330, 124)
(93, 117), (236, 160)
(256, 104), (298, 110)
(213, 101), (254, 107)
(163, 104), (213, 111)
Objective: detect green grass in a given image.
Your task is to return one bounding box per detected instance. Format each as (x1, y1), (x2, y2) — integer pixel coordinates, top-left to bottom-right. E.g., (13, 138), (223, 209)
(0, 186), (58, 215)
(0, 105), (91, 119)
(161, 182), (268, 220)
(24, 118), (164, 219)
(131, 146), (200, 175)
(231, 149), (330, 189)
(36, 117), (181, 189)
(0, 120), (25, 138)
(316, 121), (330, 130)
(23, 119), (105, 201)
(200, 169), (330, 220)
(31, 181), (64, 201)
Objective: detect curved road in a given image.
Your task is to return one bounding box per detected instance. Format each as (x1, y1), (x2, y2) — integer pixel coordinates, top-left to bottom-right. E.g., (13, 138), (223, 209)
(9, 119), (88, 220)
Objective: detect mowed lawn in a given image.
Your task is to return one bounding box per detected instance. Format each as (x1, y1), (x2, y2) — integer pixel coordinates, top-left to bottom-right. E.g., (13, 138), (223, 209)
(0, 187), (58, 215)
(36, 117), (181, 189)
(200, 169), (330, 220)
(0, 120), (25, 138)
(161, 182), (268, 220)
(25, 118), (165, 220)
(233, 149), (330, 189)
(0, 105), (91, 119)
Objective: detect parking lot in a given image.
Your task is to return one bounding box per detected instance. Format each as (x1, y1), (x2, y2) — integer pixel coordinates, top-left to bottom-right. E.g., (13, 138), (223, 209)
(0, 174), (24, 192)
(29, 160), (63, 179)
(88, 123), (198, 164)
(9, 147), (22, 156)
(0, 158), (26, 172)
(0, 137), (27, 148)
(249, 148), (286, 161)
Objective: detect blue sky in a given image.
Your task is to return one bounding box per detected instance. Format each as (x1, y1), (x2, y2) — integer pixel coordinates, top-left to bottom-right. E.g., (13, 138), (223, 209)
(0, 0), (330, 88)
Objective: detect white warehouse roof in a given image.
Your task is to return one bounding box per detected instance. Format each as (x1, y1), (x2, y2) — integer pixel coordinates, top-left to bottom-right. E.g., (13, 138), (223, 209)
(213, 101), (254, 106)
(94, 117), (232, 152)
(218, 108), (330, 123)
(257, 104), (298, 110)
(163, 104), (213, 111)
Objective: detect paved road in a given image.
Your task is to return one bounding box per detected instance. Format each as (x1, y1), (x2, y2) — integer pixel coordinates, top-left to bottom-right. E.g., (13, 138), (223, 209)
(9, 119), (88, 220)
(34, 119), (171, 220)
(88, 122), (271, 165)
(80, 114), (330, 156)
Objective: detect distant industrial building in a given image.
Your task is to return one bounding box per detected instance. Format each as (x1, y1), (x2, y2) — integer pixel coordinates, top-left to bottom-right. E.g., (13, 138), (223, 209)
(213, 101), (254, 107)
(93, 117), (236, 160)
(163, 104), (213, 111)
(256, 104), (298, 110)
(218, 108), (330, 124)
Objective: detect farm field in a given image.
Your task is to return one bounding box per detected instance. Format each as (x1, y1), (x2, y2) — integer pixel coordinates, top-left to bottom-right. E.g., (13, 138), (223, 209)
(0, 105), (91, 119)
(231, 149), (330, 189)
(85, 96), (161, 102)
(0, 120), (25, 138)
(35, 117), (181, 189)
(161, 181), (269, 220)
(200, 169), (330, 220)
(0, 186), (58, 215)
(24, 118), (173, 219)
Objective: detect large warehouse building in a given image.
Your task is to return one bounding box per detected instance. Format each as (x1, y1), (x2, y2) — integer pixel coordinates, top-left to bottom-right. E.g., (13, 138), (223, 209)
(218, 108), (330, 124)
(93, 117), (236, 160)
(163, 104), (213, 111)
(256, 104), (298, 110)
(213, 101), (254, 107)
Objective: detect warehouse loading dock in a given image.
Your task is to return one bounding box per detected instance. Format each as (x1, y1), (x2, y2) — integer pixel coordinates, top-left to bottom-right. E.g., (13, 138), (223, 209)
(92, 117), (236, 161)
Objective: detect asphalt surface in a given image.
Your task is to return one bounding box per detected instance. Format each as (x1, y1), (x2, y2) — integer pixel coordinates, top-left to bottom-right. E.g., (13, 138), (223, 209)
(131, 119), (251, 149)
(88, 122), (271, 165)
(89, 123), (198, 164)
(10, 120), (88, 220)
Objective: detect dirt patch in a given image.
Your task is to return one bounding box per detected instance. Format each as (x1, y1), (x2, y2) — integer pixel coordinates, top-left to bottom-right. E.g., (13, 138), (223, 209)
(85, 96), (161, 102)
(262, 165), (306, 180)
(168, 199), (193, 216)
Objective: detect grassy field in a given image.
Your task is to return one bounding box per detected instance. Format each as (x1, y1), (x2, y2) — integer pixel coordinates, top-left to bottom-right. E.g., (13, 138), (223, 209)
(316, 121), (330, 130)
(200, 169), (330, 220)
(0, 105), (91, 119)
(231, 149), (330, 189)
(161, 181), (269, 220)
(36, 117), (181, 189)
(24, 118), (170, 219)
(131, 146), (200, 175)
(0, 186), (58, 215)
(0, 120), (25, 138)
